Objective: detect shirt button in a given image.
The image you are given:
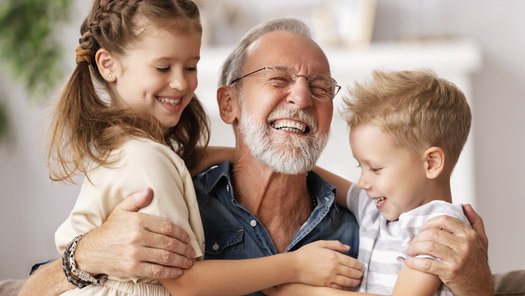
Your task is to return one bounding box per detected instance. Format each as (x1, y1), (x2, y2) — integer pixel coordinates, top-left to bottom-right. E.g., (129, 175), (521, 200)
(250, 219), (257, 227)
(212, 243), (220, 251)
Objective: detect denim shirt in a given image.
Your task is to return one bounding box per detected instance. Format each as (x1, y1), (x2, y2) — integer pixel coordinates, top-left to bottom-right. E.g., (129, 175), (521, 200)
(194, 162), (359, 296)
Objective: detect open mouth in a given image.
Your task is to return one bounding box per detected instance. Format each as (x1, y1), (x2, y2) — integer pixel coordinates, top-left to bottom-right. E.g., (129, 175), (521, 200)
(374, 196), (386, 209)
(158, 97), (182, 105)
(270, 119), (310, 134)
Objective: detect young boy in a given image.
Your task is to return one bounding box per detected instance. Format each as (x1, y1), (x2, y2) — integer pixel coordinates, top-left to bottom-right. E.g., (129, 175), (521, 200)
(343, 69), (471, 295)
(268, 69), (472, 296)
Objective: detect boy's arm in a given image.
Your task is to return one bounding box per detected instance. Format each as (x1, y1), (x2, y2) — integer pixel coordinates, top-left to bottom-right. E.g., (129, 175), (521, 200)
(391, 265), (441, 296)
(313, 166), (353, 206)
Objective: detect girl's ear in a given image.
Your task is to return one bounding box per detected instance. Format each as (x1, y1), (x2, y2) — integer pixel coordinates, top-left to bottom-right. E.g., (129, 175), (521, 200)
(217, 85), (240, 124)
(95, 48), (118, 82)
(423, 146), (446, 179)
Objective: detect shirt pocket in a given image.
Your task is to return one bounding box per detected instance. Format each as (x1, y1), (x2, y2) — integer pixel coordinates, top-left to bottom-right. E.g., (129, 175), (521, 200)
(204, 227), (245, 259)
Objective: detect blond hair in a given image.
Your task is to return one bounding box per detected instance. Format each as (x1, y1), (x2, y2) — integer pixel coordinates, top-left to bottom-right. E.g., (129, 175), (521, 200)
(48, 0), (209, 182)
(342, 69), (471, 169)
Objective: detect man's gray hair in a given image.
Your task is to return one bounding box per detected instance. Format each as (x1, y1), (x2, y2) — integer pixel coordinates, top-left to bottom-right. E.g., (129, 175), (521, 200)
(219, 18), (312, 87)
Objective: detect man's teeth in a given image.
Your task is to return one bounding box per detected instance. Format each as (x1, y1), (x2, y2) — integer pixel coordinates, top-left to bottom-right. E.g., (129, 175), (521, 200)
(159, 97), (181, 104)
(271, 120), (307, 133)
(377, 197), (386, 202)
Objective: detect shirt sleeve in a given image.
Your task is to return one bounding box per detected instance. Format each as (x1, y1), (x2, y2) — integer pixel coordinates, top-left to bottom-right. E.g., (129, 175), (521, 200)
(397, 200), (469, 262)
(55, 139), (204, 259)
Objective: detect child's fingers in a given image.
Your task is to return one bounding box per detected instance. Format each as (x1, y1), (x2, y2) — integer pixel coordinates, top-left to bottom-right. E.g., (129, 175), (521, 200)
(332, 273), (362, 288)
(335, 252), (364, 270)
(313, 240), (351, 253)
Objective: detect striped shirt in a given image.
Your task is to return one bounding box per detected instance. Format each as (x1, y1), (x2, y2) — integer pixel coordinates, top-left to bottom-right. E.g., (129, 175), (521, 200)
(346, 184), (468, 295)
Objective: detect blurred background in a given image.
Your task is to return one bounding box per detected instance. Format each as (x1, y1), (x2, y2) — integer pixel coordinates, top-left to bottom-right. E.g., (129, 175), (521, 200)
(1, 0), (524, 280)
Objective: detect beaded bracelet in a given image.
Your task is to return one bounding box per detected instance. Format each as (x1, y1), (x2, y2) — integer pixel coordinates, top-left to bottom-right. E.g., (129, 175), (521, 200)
(62, 234), (107, 288)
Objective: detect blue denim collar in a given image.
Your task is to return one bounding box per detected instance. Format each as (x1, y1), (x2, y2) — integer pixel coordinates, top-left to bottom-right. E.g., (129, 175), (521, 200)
(199, 161), (337, 208)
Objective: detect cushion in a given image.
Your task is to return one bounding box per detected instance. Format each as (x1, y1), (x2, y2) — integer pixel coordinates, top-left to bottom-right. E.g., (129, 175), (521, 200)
(0, 279), (24, 296)
(494, 270), (525, 296)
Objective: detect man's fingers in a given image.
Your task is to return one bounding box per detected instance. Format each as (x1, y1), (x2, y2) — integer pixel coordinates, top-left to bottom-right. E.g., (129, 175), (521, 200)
(405, 256), (448, 277)
(408, 231), (458, 258)
(128, 261), (184, 279)
(335, 253), (363, 271)
(142, 247), (194, 269)
(332, 274), (361, 289)
(462, 204), (489, 247)
(140, 230), (195, 259)
(418, 215), (469, 236)
(139, 214), (191, 244)
(117, 188), (154, 212)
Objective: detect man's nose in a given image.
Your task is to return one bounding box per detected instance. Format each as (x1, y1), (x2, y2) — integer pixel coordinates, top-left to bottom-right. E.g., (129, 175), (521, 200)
(286, 77), (313, 108)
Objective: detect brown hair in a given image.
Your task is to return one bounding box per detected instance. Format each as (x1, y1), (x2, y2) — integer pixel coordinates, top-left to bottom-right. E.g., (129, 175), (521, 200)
(48, 0), (209, 182)
(342, 69), (471, 170)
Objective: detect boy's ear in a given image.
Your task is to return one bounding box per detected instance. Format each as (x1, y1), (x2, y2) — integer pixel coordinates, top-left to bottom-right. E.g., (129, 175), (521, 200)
(217, 85), (240, 124)
(423, 146), (445, 179)
(95, 48), (118, 82)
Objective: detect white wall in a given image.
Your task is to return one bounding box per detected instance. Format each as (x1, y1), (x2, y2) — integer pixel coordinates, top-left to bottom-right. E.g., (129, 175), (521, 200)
(1, 0), (524, 279)
(372, 0), (525, 274)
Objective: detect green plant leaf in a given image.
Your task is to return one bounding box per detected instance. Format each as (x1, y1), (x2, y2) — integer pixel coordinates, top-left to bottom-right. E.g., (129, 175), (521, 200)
(0, 0), (71, 101)
(0, 0), (71, 142)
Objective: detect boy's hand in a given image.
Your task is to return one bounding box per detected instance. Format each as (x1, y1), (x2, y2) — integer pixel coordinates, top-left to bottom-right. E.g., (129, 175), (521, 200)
(293, 240), (363, 289)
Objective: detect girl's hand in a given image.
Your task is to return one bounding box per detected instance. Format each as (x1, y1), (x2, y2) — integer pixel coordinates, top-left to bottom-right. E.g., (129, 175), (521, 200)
(292, 240), (363, 289)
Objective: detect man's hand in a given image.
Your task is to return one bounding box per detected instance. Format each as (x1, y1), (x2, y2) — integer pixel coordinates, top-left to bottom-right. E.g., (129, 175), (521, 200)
(76, 188), (195, 279)
(406, 204), (494, 296)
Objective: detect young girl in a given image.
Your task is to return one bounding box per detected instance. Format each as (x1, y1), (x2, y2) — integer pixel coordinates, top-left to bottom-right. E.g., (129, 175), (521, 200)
(49, 1), (358, 295)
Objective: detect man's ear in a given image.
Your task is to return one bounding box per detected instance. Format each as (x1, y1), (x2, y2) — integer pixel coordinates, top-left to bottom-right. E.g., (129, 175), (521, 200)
(95, 48), (118, 82)
(423, 146), (445, 179)
(217, 85), (240, 124)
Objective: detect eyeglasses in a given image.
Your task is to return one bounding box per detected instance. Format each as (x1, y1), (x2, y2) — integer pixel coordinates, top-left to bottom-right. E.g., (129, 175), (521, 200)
(229, 66), (341, 102)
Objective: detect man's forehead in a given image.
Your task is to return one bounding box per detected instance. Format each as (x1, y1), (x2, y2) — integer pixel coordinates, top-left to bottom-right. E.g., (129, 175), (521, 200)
(244, 31), (331, 74)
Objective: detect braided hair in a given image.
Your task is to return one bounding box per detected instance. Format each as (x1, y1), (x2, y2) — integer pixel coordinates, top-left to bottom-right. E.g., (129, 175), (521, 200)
(48, 0), (209, 182)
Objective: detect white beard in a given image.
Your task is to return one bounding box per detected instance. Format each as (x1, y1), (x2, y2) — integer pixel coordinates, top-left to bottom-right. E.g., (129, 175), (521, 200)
(238, 99), (329, 175)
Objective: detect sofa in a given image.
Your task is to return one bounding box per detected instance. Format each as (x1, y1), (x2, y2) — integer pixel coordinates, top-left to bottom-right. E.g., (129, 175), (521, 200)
(2, 270), (525, 295)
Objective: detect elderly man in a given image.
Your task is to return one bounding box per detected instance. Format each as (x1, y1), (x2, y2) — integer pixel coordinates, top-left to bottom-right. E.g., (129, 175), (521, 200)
(20, 18), (493, 296)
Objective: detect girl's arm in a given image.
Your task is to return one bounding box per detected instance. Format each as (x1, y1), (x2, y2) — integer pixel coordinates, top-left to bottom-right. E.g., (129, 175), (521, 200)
(160, 240), (364, 296)
(313, 166), (353, 207)
(265, 283), (379, 296)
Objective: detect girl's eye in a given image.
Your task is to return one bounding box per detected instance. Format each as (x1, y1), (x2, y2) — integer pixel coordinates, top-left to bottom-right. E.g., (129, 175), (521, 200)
(155, 66), (171, 73)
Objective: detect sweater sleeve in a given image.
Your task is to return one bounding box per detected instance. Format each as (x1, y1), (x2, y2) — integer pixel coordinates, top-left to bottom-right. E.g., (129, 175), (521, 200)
(55, 138), (205, 259)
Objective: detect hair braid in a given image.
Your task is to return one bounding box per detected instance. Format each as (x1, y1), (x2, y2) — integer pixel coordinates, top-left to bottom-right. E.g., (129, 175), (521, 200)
(48, 0), (208, 182)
